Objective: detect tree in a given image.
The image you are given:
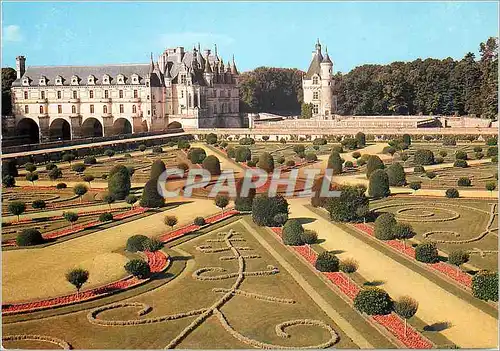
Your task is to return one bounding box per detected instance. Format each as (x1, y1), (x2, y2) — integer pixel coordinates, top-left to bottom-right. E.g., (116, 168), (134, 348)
(324, 185), (369, 222)
(300, 102), (313, 119)
(66, 268), (89, 298)
(386, 162), (406, 186)
(16, 228), (44, 246)
(140, 179), (165, 208)
(355, 132), (366, 147)
(8, 201), (26, 221)
(485, 181), (496, 195)
(455, 150), (468, 160)
(32, 199), (46, 210)
(472, 270), (498, 302)
(125, 194), (138, 208)
(402, 134), (411, 145)
(394, 296), (418, 336)
(366, 155), (384, 179)
(202, 155), (221, 175)
(188, 148), (207, 164)
(72, 163), (86, 173)
(235, 146), (252, 162)
(392, 222), (415, 248)
(2, 159), (18, 177)
(457, 177), (471, 186)
(252, 194), (289, 226)
(48, 167), (63, 181)
(282, 219), (305, 246)
(107, 165), (131, 200)
(446, 188), (460, 198)
(84, 156), (97, 165)
(2, 67), (17, 116)
(414, 149), (435, 165)
(354, 288), (393, 315)
(339, 258), (359, 288)
(25, 172), (39, 186)
(164, 215), (178, 229)
(102, 192), (116, 210)
(415, 242), (439, 263)
(215, 194), (230, 214)
(25, 162), (37, 172)
(257, 152), (274, 173)
(149, 159), (166, 181)
(143, 237), (163, 252)
(327, 151), (343, 175)
(126, 235), (149, 252)
(124, 259), (151, 279)
(99, 212), (114, 222)
(448, 250), (470, 276)
(63, 212), (79, 229)
(409, 181), (421, 193)
(139, 144), (147, 152)
(368, 169), (390, 198)
(3, 175), (16, 187)
(206, 133), (218, 144)
(73, 184), (88, 202)
(374, 213), (396, 240)
(315, 251), (340, 272)
(83, 174), (95, 187)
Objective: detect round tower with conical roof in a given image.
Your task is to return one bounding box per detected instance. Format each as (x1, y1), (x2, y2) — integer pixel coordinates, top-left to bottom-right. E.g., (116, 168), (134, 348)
(320, 47), (334, 117)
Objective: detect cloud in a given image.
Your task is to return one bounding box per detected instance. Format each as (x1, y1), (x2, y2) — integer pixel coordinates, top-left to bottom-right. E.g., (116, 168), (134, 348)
(159, 32), (235, 49)
(3, 25), (23, 42)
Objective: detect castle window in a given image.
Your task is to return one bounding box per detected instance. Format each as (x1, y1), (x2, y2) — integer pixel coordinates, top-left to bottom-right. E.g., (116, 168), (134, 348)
(119, 90), (123, 99)
(313, 76), (319, 85)
(89, 90), (94, 99)
(72, 90), (77, 99)
(103, 105), (107, 114)
(188, 94), (192, 108)
(147, 95), (150, 100)
(57, 91), (62, 99)
(39, 105), (44, 114)
(119, 104), (124, 113)
(102, 75), (109, 84)
(194, 94), (198, 107)
(117, 75), (124, 84)
(148, 110), (150, 115)
(87, 75), (95, 85)
(58, 105), (62, 114)
(133, 90), (138, 98)
(23, 78), (30, 86)
(146, 81), (149, 87)
(104, 90), (109, 98)
(24, 105), (29, 113)
(181, 91), (184, 98)
(71, 75), (79, 85)
(180, 75), (186, 84)
(41, 91), (45, 99)
(39, 76), (46, 86)
(72, 105), (76, 114)
(313, 104), (319, 114)
(90, 105), (94, 114)
(24, 91), (28, 100)
(132, 105), (137, 113)
(313, 91), (319, 100)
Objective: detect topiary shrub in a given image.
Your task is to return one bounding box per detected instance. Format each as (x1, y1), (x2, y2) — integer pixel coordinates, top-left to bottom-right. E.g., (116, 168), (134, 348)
(188, 148), (207, 164)
(194, 216), (206, 226)
(382, 146), (396, 155)
(352, 151), (361, 159)
(56, 182), (67, 189)
(46, 162), (57, 170)
(16, 228), (44, 246)
(434, 156), (444, 164)
(107, 165), (131, 200)
(455, 150), (468, 160)
(472, 271), (498, 302)
(344, 160), (354, 168)
(84, 156), (97, 165)
(315, 251), (340, 272)
(126, 235), (149, 252)
(143, 238), (163, 252)
(99, 212), (114, 222)
(386, 162), (406, 186)
(226, 146), (236, 158)
(457, 177), (471, 187)
(3, 175), (15, 187)
(273, 213), (289, 227)
(374, 213), (396, 240)
(473, 146), (483, 153)
(282, 219), (305, 246)
(414, 149), (435, 165)
(32, 199), (46, 210)
(239, 137), (255, 145)
(487, 146), (498, 157)
(206, 133), (218, 144)
(324, 185), (369, 222)
(257, 152), (275, 173)
(415, 242), (439, 263)
(355, 132), (366, 147)
(402, 134), (411, 145)
(202, 155), (221, 175)
(442, 137), (456, 146)
(445, 188), (459, 198)
(486, 136), (498, 146)
(301, 229), (318, 244)
(235, 146), (251, 162)
(354, 288), (393, 315)
(368, 169), (390, 198)
(413, 165), (425, 173)
(341, 138), (358, 150)
(152, 146), (163, 154)
(366, 155), (384, 179)
(327, 151), (343, 175)
(124, 259), (150, 279)
(305, 152), (318, 162)
(252, 195), (289, 227)
(285, 160), (296, 167)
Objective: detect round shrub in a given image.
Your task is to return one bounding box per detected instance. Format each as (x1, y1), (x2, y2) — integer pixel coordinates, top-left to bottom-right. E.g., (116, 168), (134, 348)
(485, 181), (496, 192)
(206, 133), (218, 144)
(473, 146), (483, 153)
(434, 156), (444, 164)
(457, 177), (471, 187)
(99, 212), (114, 222)
(16, 228), (44, 246)
(426, 171), (436, 179)
(84, 156), (97, 165)
(152, 146), (163, 154)
(257, 152), (275, 173)
(202, 155), (221, 175)
(475, 152), (484, 159)
(487, 146), (498, 157)
(415, 242), (439, 263)
(354, 288), (393, 315)
(126, 235), (149, 252)
(25, 162), (36, 172)
(368, 169), (390, 198)
(472, 271), (498, 302)
(327, 151), (343, 175)
(414, 149), (435, 165)
(448, 250), (469, 269)
(366, 155), (384, 178)
(439, 150), (448, 157)
(143, 238), (163, 252)
(446, 188), (460, 198)
(56, 182), (67, 189)
(239, 137), (255, 145)
(108, 165), (131, 200)
(226, 146), (236, 158)
(188, 147), (207, 164)
(194, 216), (206, 226)
(235, 146), (251, 162)
(486, 137), (498, 146)
(414, 165), (425, 173)
(453, 159), (468, 168)
(273, 213), (289, 227)
(386, 162), (406, 186)
(374, 213), (396, 240)
(282, 219), (305, 246)
(139, 144), (147, 152)
(252, 195), (289, 227)
(442, 137), (456, 146)
(45, 162), (57, 170)
(315, 251), (340, 272)
(104, 149), (115, 157)
(455, 150), (468, 160)
(344, 160), (354, 168)
(301, 229), (318, 244)
(305, 152), (318, 162)
(323, 185), (369, 222)
(124, 259), (150, 279)
(32, 199), (46, 210)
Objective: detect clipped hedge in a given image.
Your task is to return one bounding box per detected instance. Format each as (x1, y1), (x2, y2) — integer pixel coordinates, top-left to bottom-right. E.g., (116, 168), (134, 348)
(415, 242), (439, 263)
(374, 213), (396, 240)
(282, 219), (305, 246)
(126, 235), (149, 252)
(472, 271), (498, 302)
(16, 228), (44, 246)
(354, 288), (393, 315)
(124, 259), (151, 279)
(315, 251), (340, 272)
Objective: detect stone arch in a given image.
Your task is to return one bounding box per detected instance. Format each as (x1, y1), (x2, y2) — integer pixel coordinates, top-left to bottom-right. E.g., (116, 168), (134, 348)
(112, 118), (132, 135)
(16, 118), (40, 144)
(49, 118), (71, 141)
(81, 117), (103, 138)
(167, 121), (182, 129)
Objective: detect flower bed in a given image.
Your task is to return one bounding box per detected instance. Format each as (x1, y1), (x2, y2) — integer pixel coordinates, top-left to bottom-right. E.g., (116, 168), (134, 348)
(352, 223), (472, 289)
(16, 185), (107, 192)
(269, 227), (434, 349)
(1, 250), (169, 315)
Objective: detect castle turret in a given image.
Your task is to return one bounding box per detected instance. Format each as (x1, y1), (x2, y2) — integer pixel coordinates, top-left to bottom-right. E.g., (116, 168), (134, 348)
(319, 47), (333, 116)
(203, 51), (214, 86)
(16, 55), (26, 79)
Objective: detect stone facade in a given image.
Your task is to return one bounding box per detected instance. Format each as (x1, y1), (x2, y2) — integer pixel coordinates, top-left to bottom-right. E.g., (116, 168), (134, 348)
(302, 40), (336, 119)
(10, 45), (241, 143)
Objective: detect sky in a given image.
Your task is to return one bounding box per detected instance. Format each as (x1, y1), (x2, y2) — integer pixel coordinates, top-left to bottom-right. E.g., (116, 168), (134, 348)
(1, 1), (498, 74)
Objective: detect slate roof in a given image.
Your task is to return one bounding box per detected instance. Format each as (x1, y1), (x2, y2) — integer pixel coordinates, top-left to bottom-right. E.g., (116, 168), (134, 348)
(12, 63), (152, 87)
(304, 52), (323, 79)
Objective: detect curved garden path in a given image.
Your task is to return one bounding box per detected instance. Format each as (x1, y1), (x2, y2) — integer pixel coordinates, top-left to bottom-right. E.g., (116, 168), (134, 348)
(286, 198), (498, 348)
(2, 198), (225, 302)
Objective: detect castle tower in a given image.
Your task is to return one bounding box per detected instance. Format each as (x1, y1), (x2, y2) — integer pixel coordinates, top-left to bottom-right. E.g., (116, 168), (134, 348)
(16, 56), (26, 79)
(320, 47), (333, 117)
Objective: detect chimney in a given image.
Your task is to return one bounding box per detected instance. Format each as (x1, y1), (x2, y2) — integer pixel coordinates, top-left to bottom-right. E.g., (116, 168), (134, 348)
(16, 56), (26, 79)
(175, 47), (184, 63)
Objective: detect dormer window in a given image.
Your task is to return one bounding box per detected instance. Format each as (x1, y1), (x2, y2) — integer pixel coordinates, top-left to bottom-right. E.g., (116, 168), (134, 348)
(55, 76), (63, 85)
(71, 75), (79, 85)
(102, 74), (110, 85)
(87, 75), (96, 85)
(22, 77), (30, 86)
(117, 74), (125, 84)
(131, 74), (139, 84)
(312, 76), (319, 85)
(39, 76), (47, 86)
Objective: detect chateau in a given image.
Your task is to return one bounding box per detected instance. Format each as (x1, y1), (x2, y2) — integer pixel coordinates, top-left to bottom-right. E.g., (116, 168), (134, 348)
(302, 39), (337, 118)
(9, 45), (240, 143)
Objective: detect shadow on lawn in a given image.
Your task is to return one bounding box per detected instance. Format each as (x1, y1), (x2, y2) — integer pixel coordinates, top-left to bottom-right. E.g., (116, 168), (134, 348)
(363, 280), (385, 287)
(295, 217), (317, 225)
(423, 321), (453, 332)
